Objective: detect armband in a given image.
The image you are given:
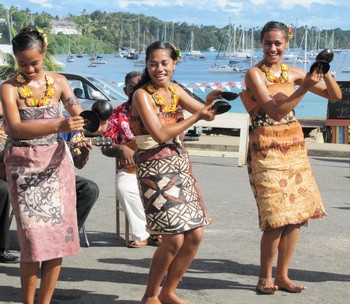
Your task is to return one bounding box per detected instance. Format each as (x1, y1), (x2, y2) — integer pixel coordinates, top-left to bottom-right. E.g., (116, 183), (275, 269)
(64, 97), (78, 109)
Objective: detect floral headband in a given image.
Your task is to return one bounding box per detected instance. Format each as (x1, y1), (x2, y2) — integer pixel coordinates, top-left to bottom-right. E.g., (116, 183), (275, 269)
(34, 26), (49, 48)
(169, 42), (182, 62)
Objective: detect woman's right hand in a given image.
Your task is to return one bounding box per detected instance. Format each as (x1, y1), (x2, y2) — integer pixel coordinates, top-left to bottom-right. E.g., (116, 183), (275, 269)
(302, 69), (322, 90)
(58, 116), (85, 133)
(196, 103), (216, 122)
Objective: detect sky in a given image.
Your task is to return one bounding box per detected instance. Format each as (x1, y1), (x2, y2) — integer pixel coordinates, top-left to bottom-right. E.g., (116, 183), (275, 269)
(3, 0), (350, 30)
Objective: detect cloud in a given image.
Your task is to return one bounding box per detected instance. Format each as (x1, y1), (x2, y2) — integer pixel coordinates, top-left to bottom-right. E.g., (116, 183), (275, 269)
(28, 0), (53, 8)
(109, 0), (341, 9)
(109, 0), (245, 9)
(280, 0), (338, 9)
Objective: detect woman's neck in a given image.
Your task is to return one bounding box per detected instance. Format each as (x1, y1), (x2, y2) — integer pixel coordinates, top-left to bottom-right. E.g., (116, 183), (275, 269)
(149, 81), (170, 91)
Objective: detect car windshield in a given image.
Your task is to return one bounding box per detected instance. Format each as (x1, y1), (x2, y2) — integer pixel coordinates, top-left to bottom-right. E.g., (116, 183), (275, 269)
(87, 76), (126, 100)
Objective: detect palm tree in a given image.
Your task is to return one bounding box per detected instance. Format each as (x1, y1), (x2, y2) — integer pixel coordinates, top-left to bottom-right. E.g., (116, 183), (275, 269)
(0, 50), (17, 80)
(0, 44), (63, 81)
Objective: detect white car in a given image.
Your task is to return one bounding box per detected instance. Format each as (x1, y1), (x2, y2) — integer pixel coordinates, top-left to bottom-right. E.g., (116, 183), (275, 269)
(60, 72), (126, 110)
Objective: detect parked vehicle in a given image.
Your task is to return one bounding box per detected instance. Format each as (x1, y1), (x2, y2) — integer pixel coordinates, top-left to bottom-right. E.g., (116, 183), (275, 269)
(59, 72), (126, 110)
(60, 72), (202, 140)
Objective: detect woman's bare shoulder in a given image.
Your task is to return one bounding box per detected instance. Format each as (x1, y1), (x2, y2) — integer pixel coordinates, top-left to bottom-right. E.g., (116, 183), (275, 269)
(47, 72), (67, 83)
(0, 77), (17, 95)
(1, 75), (16, 86)
(244, 65), (265, 85)
(134, 86), (148, 97)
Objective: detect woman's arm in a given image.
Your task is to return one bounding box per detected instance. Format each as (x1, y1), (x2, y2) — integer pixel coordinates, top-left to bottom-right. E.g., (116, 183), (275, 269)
(245, 67), (321, 121)
(305, 71), (342, 102)
(175, 83), (222, 114)
(54, 73), (84, 116)
(132, 88), (216, 143)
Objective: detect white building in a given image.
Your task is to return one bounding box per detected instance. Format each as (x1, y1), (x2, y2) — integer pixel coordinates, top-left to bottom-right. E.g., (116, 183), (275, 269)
(50, 19), (80, 35)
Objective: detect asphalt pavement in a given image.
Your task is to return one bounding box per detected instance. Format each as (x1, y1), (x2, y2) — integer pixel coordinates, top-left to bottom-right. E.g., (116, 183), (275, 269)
(1, 144), (349, 304)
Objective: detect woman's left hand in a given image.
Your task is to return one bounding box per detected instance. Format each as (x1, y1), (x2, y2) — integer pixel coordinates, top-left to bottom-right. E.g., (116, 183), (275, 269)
(198, 104), (216, 121)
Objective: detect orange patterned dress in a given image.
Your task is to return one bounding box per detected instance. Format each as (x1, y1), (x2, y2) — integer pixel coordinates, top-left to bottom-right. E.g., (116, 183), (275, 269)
(240, 82), (326, 231)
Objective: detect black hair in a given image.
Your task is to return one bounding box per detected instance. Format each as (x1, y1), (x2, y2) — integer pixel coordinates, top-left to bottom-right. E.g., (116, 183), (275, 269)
(124, 71), (142, 86)
(12, 26), (46, 54)
(133, 41), (178, 92)
(124, 71), (142, 108)
(260, 21), (289, 42)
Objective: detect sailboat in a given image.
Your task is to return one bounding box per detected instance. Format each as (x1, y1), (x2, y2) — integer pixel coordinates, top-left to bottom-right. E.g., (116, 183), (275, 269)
(89, 38), (107, 64)
(77, 35), (83, 58)
(66, 54), (75, 62)
(208, 29), (246, 73)
(184, 31), (206, 61)
(66, 34), (75, 62)
(329, 31), (342, 53)
(216, 24), (253, 60)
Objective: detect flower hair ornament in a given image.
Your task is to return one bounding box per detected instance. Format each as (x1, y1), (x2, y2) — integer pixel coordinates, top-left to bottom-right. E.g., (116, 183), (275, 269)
(285, 23), (294, 41)
(169, 42), (182, 62)
(34, 26), (49, 48)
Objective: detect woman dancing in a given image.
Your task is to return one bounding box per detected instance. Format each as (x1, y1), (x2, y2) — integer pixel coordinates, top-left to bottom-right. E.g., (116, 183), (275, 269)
(130, 41), (222, 304)
(240, 21), (342, 294)
(0, 26), (85, 303)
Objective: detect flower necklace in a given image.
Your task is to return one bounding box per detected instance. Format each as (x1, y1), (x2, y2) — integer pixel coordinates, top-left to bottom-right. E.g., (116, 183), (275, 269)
(15, 73), (56, 107)
(260, 63), (289, 83)
(146, 83), (179, 112)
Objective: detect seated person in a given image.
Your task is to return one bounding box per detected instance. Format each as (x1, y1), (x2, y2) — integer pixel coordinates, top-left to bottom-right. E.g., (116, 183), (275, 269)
(61, 99), (114, 231)
(102, 71), (160, 248)
(73, 88), (84, 98)
(0, 124), (19, 263)
(60, 130), (100, 231)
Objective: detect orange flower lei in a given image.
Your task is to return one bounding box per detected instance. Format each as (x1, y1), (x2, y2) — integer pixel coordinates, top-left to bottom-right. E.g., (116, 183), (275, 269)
(146, 83), (179, 112)
(260, 63), (289, 83)
(15, 73), (55, 107)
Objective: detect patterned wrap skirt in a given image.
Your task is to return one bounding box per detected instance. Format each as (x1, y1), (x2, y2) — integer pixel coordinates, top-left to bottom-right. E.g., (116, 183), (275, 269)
(134, 142), (211, 234)
(4, 116), (80, 262)
(247, 121), (326, 231)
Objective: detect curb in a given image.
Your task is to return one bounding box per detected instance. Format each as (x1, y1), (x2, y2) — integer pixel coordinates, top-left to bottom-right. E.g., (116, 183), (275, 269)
(184, 140), (350, 159)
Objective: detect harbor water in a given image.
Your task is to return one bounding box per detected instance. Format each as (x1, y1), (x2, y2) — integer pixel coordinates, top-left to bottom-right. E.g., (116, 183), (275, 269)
(55, 49), (350, 118)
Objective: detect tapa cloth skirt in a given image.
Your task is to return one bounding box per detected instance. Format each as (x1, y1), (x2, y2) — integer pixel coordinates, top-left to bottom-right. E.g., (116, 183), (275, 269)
(134, 143), (211, 234)
(247, 121), (326, 231)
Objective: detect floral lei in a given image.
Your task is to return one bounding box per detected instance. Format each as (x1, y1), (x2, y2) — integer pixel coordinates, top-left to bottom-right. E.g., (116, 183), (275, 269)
(260, 63), (289, 83)
(146, 83), (179, 112)
(15, 73), (55, 107)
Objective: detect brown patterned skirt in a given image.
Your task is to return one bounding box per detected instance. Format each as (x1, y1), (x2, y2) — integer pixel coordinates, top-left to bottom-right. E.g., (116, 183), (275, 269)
(247, 121), (326, 231)
(134, 143), (211, 234)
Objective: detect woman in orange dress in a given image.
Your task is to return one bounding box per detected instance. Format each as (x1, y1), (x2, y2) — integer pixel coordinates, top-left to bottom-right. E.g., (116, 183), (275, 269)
(0, 26), (85, 303)
(130, 41), (222, 304)
(240, 21), (342, 294)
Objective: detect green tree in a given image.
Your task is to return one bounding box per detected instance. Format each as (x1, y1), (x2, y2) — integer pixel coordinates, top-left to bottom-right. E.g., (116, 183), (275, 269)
(0, 49), (17, 80)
